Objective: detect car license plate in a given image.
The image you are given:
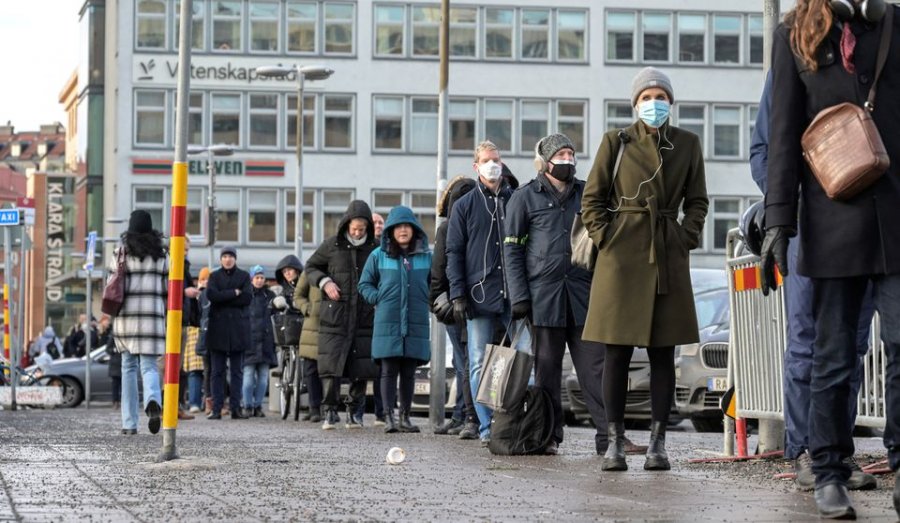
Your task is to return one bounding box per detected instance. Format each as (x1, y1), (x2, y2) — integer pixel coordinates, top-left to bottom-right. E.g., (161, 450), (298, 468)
(414, 382), (429, 395)
(707, 377), (728, 392)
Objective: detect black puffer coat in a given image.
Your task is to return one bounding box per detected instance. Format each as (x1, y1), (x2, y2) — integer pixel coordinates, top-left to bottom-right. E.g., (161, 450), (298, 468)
(274, 254), (304, 313)
(244, 285), (277, 367)
(305, 200), (378, 379)
(206, 266), (252, 354)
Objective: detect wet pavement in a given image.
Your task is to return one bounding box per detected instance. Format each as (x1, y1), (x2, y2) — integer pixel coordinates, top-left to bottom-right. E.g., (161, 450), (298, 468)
(0, 406), (898, 522)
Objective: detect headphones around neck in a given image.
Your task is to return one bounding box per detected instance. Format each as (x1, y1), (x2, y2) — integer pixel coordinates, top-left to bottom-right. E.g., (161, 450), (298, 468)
(533, 137), (548, 173)
(830, 0), (887, 23)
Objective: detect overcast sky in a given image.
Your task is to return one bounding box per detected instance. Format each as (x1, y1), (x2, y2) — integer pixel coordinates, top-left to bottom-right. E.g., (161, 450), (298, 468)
(0, 1), (80, 132)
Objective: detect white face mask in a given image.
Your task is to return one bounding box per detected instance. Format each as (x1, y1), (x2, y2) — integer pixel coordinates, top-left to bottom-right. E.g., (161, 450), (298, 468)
(477, 161), (502, 181)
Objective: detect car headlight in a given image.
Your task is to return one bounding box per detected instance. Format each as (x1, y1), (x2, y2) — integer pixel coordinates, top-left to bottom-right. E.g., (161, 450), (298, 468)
(680, 343), (700, 357)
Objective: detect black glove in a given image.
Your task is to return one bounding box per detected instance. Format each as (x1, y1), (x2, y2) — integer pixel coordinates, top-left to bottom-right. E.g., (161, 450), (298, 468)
(432, 292), (454, 325)
(760, 226), (791, 296)
(511, 300), (532, 321)
(452, 298), (468, 326)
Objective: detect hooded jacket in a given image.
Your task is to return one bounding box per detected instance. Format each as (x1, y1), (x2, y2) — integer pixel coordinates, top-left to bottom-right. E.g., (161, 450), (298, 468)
(359, 206), (432, 363)
(274, 254), (304, 314)
(430, 176), (477, 308)
(30, 327), (62, 359)
(304, 200), (379, 379)
(244, 284), (278, 367)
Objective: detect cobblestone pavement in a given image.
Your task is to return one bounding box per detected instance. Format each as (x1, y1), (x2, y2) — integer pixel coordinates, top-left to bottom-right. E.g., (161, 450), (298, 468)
(0, 406), (896, 522)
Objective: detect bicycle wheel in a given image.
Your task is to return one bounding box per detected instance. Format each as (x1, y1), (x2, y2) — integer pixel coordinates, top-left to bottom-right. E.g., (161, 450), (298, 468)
(279, 349), (294, 420)
(292, 353), (303, 421)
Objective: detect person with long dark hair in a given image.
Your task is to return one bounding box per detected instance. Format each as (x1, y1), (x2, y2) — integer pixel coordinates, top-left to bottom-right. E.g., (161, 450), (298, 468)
(108, 210), (168, 435)
(763, 0), (900, 518)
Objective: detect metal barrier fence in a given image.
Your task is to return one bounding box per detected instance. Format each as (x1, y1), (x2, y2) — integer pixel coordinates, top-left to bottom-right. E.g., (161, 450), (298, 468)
(724, 229), (886, 430)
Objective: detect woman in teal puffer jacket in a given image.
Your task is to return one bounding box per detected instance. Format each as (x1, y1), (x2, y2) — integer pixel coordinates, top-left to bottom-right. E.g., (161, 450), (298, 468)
(359, 206), (432, 433)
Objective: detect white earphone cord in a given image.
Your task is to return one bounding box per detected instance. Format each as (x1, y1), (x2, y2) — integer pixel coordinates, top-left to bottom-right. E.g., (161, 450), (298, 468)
(470, 186), (498, 305)
(606, 125), (675, 213)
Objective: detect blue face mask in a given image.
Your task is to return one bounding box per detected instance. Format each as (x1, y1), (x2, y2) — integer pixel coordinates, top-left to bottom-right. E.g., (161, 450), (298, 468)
(637, 100), (670, 128)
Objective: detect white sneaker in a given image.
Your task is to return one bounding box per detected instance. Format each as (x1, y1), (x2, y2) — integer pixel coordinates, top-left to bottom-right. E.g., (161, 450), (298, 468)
(188, 405), (201, 414)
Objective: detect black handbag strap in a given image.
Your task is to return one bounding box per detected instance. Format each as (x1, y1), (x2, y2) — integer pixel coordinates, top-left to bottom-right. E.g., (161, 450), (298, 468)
(606, 131), (628, 204)
(499, 319), (531, 349)
(866, 6), (894, 111)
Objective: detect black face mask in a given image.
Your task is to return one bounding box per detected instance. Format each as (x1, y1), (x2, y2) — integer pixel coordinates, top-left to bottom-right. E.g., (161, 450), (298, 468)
(549, 162), (576, 182)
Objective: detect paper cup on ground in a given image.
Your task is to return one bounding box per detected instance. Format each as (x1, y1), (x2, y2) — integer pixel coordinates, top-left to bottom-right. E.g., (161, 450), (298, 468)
(386, 447), (406, 465)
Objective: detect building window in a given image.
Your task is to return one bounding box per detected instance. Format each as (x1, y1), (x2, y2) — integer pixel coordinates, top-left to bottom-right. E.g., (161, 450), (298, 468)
(449, 7), (478, 58)
(374, 96), (403, 150)
(287, 1), (317, 53)
(374, 4), (405, 56)
(485, 8), (514, 59)
(748, 104), (759, 147)
(322, 190), (354, 238)
(175, 0), (205, 50)
(712, 198), (740, 250)
(677, 104), (706, 151)
(607, 11), (635, 61)
(677, 13), (705, 63)
(212, 0), (242, 51)
(520, 101), (549, 153)
(323, 95), (353, 149)
(136, 0), (167, 49)
(249, 94), (279, 147)
(187, 188), (204, 237)
(410, 98), (438, 153)
(215, 189), (240, 243)
(249, 0), (280, 52)
(373, 191), (403, 210)
(642, 13), (671, 62)
(557, 10), (587, 61)
(558, 101), (587, 154)
(606, 102), (633, 132)
(248, 190), (277, 243)
(211, 93), (241, 146)
(713, 14), (741, 64)
(449, 100), (476, 152)
(324, 3), (354, 54)
(412, 6), (440, 56)
(411, 191), (437, 237)
(135, 90), (167, 146)
(748, 15), (764, 65)
(285, 190), (315, 244)
(286, 94), (316, 149)
(521, 9), (550, 60)
(713, 105), (741, 157)
(134, 187), (166, 231)
(485, 99), (513, 152)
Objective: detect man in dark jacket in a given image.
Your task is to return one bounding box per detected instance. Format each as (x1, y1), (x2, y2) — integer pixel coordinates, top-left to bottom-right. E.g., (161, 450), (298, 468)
(446, 140), (532, 445)
(206, 245), (252, 420)
(305, 200), (379, 430)
(505, 133), (608, 456)
(430, 175), (479, 439)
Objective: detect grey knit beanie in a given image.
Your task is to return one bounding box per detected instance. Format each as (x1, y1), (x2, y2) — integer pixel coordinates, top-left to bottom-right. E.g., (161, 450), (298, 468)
(631, 67), (674, 107)
(538, 133), (576, 164)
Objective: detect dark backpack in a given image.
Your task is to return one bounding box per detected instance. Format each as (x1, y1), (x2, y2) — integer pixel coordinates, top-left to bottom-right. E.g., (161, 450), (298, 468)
(488, 387), (555, 456)
(47, 340), (61, 360)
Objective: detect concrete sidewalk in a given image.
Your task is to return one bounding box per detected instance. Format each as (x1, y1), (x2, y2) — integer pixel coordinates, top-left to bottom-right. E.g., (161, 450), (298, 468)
(0, 407), (896, 522)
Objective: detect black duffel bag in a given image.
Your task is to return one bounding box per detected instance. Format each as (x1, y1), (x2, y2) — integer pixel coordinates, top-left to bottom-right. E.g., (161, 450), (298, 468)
(271, 311), (303, 347)
(488, 387), (555, 456)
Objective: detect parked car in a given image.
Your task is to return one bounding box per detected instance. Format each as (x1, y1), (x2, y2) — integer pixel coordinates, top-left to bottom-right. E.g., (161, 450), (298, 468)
(24, 346), (115, 407)
(566, 268), (727, 428)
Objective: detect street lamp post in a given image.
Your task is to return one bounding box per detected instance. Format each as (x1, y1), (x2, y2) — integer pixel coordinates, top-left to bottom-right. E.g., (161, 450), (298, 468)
(188, 144), (234, 268)
(254, 64), (334, 261)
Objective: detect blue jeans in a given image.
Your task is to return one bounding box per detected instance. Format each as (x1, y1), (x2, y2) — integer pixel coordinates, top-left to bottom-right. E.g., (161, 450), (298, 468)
(120, 352), (161, 430)
(467, 313), (532, 439)
(242, 363), (269, 409)
(783, 234), (873, 459)
(808, 274), (900, 486)
(187, 371), (203, 409)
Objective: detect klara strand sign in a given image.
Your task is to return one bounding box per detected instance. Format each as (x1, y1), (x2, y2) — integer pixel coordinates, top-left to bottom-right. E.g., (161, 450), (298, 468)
(132, 158), (284, 177)
(45, 177), (69, 303)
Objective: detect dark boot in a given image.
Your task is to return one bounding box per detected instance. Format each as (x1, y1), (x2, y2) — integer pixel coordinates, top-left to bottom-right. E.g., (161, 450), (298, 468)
(398, 409), (420, 433)
(815, 484), (856, 520)
(601, 422), (627, 471)
(146, 400), (162, 434)
(384, 409), (399, 434)
(644, 421), (670, 471)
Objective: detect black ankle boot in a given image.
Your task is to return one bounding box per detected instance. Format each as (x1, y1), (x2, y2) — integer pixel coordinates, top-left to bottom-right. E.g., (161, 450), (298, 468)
(384, 410), (399, 434)
(398, 410), (420, 433)
(644, 421), (670, 471)
(601, 421), (627, 471)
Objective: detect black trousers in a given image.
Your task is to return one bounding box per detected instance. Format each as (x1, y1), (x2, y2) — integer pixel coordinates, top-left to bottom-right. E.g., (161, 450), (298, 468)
(532, 322), (607, 445)
(210, 351), (243, 412)
(603, 345), (675, 424)
(303, 358), (323, 410)
(322, 376), (366, 412)
(380, 357), (418, 412)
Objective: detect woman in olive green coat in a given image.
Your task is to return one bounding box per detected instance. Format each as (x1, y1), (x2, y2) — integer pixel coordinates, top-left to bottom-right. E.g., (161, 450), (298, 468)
(581, 67), (708, 472)
(293, 270), (323, 422)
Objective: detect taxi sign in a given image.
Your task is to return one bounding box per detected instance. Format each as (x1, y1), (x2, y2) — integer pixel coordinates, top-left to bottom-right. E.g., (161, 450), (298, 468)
(0, 209), (21, 226)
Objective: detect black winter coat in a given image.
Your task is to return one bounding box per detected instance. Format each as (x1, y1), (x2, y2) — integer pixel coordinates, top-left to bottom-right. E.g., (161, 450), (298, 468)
(275, 254), (304, 314)
(446, 179), (516, 317)
(206, 266), (252, 353)
(182, 258), (199, 327)
(196, 289), (210, 356)
(767, 10), (900, 277)
(304, 200), (378, 379)
(504, 175), (592, 327)
(244, 286), (278, 367)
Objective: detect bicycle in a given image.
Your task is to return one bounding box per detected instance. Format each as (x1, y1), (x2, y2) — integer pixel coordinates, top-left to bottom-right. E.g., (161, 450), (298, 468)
(275, 344), (303, 421)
